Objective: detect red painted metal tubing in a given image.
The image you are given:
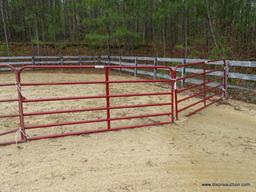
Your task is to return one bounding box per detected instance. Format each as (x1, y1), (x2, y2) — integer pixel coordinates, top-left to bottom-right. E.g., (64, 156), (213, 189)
(0, 64), (17, 71)
(186, 97), (222, 117)
(0, 83), (16, 87)
(105, 67), (111, 130)
(25, 118), (108, 129)
(23, 92), (172, 103)
(19, 65), (173, 71)
(25, 112), (172, 130)
(108, 80), (172, 84)
(109, 92), (172, 98)
(175, 59), (224, 69)
(111, 102), (172, 110)
(177, 84), (223, 103)
(0, 99), (18, 102)
(176, 69), (221, 81)
(20, 65), (172, 71)
(0, 114), (19, 118)
(25, 121), (172, 143)
(24, 107), (106, 116)
(110, 112), (172, 121)
(23, 95), (106, 103)
(175, 61), (204, 69)
(21, 81), (105, 86)
(0, 129), (18, 136)
(190, 83), (223, 94)
(0, 139), (26, 146)
(178, 93), (220, 113)
(21, 79), (172, 86)
(23, 102), (172, 117)
(177, 77), (223, 93)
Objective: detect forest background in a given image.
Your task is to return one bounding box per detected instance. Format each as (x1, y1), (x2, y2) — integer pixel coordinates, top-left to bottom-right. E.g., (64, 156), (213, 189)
(0, 0), (255, 59)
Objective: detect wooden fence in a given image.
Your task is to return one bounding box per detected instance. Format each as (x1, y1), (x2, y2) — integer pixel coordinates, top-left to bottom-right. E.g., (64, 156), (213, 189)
(0, 55), (255, 91)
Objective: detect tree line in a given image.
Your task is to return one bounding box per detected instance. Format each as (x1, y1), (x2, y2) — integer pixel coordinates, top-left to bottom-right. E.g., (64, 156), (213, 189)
(0, 0), (255, 58)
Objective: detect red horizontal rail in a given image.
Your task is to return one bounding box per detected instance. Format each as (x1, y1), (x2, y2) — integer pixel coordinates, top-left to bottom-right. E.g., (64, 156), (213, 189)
(109, 92), (172, 98)
(0, 98), (18, 103)
(175, 59), (224, 69)
(0, 120), (172, 146)
(23, 92), (172, 103)
(0, 83), (16, 87)
(177, 77), (223, 93)
(110, 112), (171, 121)
(178, 93), (220, 113)
(177, 84), (223, 103)
(21, 81), (105, 86)
(176, 69), (221, 81)
(25, 112), (171, 130)
(24, 121), (172, 144)
(21, 79), (172, 86)
(0, 139), (26, 146)
(24, 102), (172, 117)
(175, 61), (205, 69)
(19, 65), (173, 71)
(23, 95), (105, 102)
(0, 129), (18, 136)
(185, 97), (222, 117)
(191, 83), (223, 94)
(25, 118), (107, 129)
(0, 114), (19, 118)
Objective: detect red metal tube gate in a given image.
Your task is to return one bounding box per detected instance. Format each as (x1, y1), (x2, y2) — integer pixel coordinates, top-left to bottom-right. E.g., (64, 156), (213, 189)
(0, 60), (227, 146)
(0, 65), (175, 145)
(173, 60), (227, 120)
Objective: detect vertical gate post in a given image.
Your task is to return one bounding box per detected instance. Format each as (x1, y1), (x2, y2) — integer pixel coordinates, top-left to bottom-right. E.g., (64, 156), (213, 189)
(203, 61), (207, 106)
(16, 70), (27, 141)
(170, 69), (175, 123)
(105, 67), (111, 130)
(173, 70), (178, 121)
(153, 58), (157, 79)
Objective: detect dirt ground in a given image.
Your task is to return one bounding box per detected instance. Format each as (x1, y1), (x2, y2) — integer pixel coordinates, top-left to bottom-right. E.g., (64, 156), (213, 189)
(0, 70), (256, 192)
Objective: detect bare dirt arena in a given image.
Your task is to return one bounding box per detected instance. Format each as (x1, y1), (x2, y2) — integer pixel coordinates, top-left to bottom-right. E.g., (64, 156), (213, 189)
(0, 70), (256, 192)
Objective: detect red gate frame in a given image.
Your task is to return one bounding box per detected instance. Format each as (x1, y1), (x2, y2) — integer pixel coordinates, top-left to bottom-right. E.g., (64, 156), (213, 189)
(173, 60), (227, 120)
(0, 60), (227, 146)
(0, 65), (175, 145)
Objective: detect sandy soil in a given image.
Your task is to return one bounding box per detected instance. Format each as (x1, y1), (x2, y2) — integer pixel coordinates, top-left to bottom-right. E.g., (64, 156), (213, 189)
(0, 70), (256, 192)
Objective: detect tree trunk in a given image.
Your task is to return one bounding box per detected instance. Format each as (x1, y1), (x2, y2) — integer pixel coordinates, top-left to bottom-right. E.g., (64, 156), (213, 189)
(0, 0), (9, 55)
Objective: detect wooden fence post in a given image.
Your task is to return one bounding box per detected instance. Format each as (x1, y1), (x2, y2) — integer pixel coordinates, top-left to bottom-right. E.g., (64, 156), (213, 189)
(98, 55), (101, 65)
(181, 58), (186, 87)
(32, 56), (35, 65)
(119, 56), (122, 72)
(154, 58), (157, 79)
(134, 57), (137, 77)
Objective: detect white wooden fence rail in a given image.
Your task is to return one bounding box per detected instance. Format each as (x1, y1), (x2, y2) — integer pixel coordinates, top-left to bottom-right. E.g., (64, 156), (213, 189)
(0, 55), (255, 91)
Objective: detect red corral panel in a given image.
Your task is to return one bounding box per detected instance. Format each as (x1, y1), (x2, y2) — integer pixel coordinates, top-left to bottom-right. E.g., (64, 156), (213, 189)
(0, 61), (227, 146)
(0, 65), (175, 145)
